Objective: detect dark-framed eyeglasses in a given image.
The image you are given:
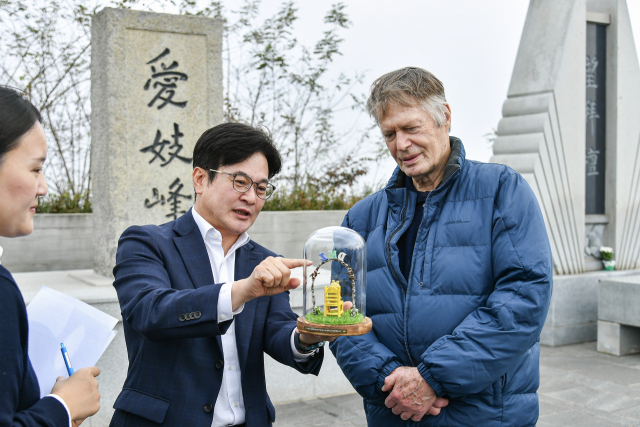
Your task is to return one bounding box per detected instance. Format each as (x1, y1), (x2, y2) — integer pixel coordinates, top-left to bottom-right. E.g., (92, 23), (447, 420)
(210, 169), (276, 200)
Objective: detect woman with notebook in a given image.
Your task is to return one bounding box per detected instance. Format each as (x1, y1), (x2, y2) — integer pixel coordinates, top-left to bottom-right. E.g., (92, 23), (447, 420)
(0, 86), (101, 427)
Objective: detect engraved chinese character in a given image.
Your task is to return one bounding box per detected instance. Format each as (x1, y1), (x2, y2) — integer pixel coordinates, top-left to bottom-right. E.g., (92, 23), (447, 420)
(586, 148), (600, 176)
(166, 178), (192, 219)
(586, 99), (600, 137)
(144, 48), (188, 110)
(586, 55), (598, 89)
(144, 178), (192, 220)
(140, 123), (192, 167)
(144, 188), (166, 208)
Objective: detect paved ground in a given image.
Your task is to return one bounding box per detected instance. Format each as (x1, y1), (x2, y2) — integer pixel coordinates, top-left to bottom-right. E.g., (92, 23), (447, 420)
(274, 342), (640, 426)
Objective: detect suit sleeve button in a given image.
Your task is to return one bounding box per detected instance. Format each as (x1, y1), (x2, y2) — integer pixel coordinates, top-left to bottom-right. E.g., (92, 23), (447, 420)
(204, 403), (213, 413)
(215, 360), (223, 369)
(195, 311), (202, 319)
(179, 314), (186, 322)
(188, 312), (194, 320)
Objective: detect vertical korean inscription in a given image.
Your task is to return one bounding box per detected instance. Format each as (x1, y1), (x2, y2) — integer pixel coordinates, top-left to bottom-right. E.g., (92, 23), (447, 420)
(125, 29), (207, 223)
(585, 23), (606, 215)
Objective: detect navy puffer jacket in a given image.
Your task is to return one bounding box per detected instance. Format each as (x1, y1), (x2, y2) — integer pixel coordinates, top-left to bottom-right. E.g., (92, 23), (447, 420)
(330, 137), (552, 426)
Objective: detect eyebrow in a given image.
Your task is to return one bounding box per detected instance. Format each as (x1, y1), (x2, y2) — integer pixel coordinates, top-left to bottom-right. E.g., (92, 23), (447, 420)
(233, 170), (269, 183)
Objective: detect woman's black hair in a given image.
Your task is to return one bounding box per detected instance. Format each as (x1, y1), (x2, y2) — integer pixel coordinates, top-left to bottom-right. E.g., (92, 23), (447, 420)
(0, 86), (42, 163)
(192, 122), (282, 181)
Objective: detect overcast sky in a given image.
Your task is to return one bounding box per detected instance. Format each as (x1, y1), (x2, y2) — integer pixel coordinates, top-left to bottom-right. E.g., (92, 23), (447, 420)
(149, 0), (639, 184)
(248, 0), (640, 183)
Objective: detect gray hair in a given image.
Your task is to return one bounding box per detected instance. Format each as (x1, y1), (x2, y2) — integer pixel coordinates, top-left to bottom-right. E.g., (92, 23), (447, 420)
(366, 67), (450, 129)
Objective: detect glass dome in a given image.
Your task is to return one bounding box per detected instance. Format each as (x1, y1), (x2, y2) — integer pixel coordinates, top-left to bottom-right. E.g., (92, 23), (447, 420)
(296, 226), (371, 336)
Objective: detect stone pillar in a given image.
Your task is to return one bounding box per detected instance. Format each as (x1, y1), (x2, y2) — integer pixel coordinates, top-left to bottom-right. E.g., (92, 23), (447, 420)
(491, 0), (587, 276)
(91, 8), (222, 276)
(491, 0), (640, 346)
(491, 0), (640, 274)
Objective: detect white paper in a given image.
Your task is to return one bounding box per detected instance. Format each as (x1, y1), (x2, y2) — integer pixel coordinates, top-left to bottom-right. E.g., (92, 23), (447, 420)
(26, 286), (118, 397)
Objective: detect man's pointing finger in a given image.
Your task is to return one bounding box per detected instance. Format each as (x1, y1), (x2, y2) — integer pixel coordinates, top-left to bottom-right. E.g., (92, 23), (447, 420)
(280, 258), (313, 269)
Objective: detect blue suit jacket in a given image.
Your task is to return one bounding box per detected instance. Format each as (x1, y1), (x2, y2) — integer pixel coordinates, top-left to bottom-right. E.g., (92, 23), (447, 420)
(109, 209), (323, 427)
(0, 265), (69, 427)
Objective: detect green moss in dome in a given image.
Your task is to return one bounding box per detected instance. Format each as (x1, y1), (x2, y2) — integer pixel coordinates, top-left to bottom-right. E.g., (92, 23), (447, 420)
(305, 310), (364, 325)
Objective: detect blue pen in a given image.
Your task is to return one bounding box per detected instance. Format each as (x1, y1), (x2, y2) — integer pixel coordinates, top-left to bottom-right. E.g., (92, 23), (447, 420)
(60, 343), (74, 376)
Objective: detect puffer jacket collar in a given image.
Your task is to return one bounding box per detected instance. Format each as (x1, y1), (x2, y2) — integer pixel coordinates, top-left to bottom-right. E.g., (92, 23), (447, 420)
(385, 136), (465, 214)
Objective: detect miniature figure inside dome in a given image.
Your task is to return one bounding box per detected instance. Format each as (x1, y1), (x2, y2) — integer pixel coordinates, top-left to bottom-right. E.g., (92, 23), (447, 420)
(298, 226), (371, 336)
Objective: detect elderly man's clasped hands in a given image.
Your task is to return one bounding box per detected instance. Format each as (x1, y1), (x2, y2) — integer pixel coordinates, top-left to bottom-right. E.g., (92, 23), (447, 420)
(382, 367), (449, 422)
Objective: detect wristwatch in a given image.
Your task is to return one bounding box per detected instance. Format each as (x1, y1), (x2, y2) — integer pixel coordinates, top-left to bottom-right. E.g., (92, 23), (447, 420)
(294, 331), (326, 354)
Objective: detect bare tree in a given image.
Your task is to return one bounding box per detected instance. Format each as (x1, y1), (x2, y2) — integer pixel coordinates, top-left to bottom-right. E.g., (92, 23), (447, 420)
(1, 1), (98, 203)
(183, 0), (380, 194)
(0, 0), (379, 209)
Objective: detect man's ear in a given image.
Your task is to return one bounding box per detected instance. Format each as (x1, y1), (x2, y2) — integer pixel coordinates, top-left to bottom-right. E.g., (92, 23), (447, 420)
(192, 167), (208, 196)
(444, 104), (452, 133)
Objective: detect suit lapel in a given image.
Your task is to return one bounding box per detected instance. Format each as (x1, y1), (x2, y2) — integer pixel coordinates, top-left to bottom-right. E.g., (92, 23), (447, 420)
(233, 243), (264, 373)
(172, 210), (214, 289)
(172, 210), (224, 352)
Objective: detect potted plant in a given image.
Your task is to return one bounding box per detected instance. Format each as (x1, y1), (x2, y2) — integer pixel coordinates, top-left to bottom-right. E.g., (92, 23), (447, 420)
(600, 246), (615, 271)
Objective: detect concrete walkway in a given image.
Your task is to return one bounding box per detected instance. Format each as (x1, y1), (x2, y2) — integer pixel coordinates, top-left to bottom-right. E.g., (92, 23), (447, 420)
(274, 342), (640, 426)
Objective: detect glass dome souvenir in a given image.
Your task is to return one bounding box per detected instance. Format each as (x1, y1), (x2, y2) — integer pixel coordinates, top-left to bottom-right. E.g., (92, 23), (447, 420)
(296, 226), (372, 336)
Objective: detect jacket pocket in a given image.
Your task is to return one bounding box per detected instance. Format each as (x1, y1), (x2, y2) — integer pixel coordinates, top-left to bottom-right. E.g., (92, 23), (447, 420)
(113, 388), (171, 424)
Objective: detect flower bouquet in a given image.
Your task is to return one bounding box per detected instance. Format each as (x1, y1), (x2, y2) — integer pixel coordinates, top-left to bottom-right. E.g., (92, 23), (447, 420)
(600, 246), (615, 271)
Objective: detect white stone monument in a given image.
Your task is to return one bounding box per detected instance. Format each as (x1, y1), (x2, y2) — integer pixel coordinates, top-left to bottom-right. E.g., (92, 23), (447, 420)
(491, 0), (640, 345)
(91, 8), (223, 277)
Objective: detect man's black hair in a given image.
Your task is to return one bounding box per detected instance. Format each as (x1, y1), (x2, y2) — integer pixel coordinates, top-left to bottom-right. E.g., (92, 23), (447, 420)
(0, 86), (42, 164)
(192, 122), (282, 182)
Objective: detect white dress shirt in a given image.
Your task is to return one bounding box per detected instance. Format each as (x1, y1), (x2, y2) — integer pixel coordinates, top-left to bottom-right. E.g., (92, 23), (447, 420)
(192, 208), (313, 427)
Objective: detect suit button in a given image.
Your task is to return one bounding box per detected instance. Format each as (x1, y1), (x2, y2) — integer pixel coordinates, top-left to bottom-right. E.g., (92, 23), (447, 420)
(215, 360), (223, 369)
(187, 312), (194, 320)
(179, 314), (186, 322)
(204, 403), (213, 413)
(195, 311), (202, 319)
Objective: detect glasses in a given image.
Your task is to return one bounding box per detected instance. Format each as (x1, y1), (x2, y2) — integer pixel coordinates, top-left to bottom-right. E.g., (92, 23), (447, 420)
(210, 169), (276, 200)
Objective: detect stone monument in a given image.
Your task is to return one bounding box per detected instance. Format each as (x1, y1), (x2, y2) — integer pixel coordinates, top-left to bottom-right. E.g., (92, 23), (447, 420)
(91, 8), (223, 276)
(491, 0), (640, 345)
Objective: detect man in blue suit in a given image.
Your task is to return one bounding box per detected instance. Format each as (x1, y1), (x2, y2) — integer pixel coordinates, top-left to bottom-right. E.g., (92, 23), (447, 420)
(110, 123), (327, 427)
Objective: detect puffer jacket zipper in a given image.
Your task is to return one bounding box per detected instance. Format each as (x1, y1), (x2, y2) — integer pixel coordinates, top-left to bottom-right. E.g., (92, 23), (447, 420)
(386, 190), (413, 364)
(386, 190), (410, 292)
(396, 167), (461, 366)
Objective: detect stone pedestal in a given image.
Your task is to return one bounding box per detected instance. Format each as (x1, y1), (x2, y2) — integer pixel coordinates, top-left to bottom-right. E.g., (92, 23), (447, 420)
(542, 269), (640, 346)
(91, 8), (223, 276)
(597, 320), (640, 356)
(598, 275), (640, 355)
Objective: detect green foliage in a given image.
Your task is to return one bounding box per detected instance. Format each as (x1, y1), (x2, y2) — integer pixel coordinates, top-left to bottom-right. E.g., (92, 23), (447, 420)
(263, 183), (376, 211)
(36, 191), (92, 213)
(305, 310), (364, 325)
(600, 246), (614, 261)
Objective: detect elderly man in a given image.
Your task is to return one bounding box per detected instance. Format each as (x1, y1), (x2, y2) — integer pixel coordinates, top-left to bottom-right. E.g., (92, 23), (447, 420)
(330, 67), (552, 426)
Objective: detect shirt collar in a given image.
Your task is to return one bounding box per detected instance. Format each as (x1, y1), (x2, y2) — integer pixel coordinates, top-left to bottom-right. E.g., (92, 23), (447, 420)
(191, 207), (250, 250)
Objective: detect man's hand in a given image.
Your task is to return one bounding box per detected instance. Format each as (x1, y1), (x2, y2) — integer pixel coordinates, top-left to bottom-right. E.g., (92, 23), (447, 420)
(50, 367), (101, 422)
(232, 257), (312, 310)
(382, 366), (448, 422)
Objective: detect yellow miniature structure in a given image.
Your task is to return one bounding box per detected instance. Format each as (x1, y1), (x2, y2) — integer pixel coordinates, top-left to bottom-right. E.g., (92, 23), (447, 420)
(324, 280), (344, 317)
